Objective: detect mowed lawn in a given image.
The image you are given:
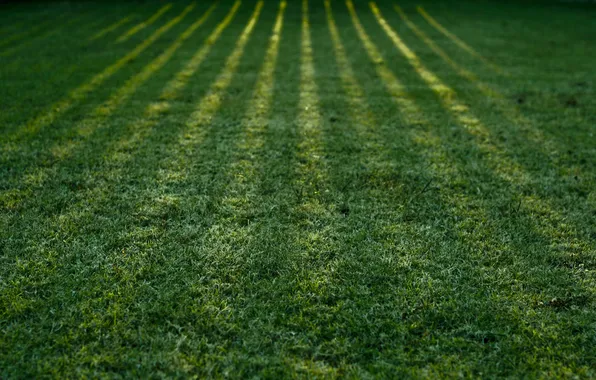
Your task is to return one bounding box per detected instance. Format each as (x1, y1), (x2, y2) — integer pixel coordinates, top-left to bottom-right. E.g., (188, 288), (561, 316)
(1, 0), (595, 377)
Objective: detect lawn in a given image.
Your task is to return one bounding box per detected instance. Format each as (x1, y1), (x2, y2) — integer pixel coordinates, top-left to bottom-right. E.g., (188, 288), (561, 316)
(1, 0), (595, 377)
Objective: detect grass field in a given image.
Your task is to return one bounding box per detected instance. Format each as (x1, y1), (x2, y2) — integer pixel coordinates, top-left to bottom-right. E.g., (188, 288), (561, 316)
(1, 0), (595, 377)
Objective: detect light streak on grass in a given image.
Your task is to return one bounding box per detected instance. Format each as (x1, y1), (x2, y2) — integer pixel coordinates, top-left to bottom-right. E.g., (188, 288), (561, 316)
(0, 3), (233, 318)
(348, 0), (594, 317)
(345, 0), (427, 128)
(160, 1), (263, 184)
(372, 2), (524, 183)
(1, 1), (238, 266)
(224, 0), (286, 196)
(395, 4), (586, 183)
(193, 0), (287, 293)
(89, 14), (134, 41)
(346, 0), (460, 211)
(184, 0), (263, 128)
(371, 2), (594, 272)
(396, 5), (499, 97)
(295, 0), (330, 216)
(1, 3), (204, 206)
(92, 1), (262, 303)
(159, 1), (241, 101)
(3, 3), (196, 146)
(417, 5), (504, 74)
(246, 0), (286, 129)
(324, 0), (380, 149)
(326, 0), (423, 267)
(0, 1), (593, 373)
(106, 0), (241, 167)
(116, 3), (172, 43)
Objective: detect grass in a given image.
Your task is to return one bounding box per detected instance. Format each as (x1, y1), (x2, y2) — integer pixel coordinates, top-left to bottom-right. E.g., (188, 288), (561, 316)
(0, 0), (594, 377)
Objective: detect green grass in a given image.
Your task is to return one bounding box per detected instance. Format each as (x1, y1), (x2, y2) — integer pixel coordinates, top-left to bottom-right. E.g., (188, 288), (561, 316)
(1, 0), (595, 377)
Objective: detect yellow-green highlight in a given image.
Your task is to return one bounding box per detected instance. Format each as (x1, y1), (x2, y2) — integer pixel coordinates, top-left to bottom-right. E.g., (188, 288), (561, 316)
(116, 3), (172, 43)
(373, 2), (525, 182)
(108, 0), (241, 165)
(105, 13), (268, 321)
(395, 4), (585, 183)
(159, 1), (264, 185)
(8, 3), (201, 200)
(372, 2), (592, 266)
(211, 0), (287, 248)
(37, 2), (238, 240)
(245, 0), (286, 126)
(417, 5), (503, 74)
(325, 0), (380, 147)
(228, 0), (287, 187)
(345, 0), (557, 306)
(4, 3), (196, 146)
(396, 5), (498, 97)
(345, 0), (426, 127)
(89, 14), (134, 41)
(346, 0), (459, 181)
(160, 1), (241, 101)
(345, 0), (493, 220)
(185, 1), (264, 129)
(287, 0), (339, 303)
(295, 0), (329, 215)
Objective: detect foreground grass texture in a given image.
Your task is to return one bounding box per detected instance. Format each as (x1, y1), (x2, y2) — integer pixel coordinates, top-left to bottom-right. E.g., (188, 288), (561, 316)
(1, 0), (595, 377)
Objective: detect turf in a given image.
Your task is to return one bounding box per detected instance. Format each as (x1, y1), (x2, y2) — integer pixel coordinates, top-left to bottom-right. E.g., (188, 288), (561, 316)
(1, 0), (595, 377)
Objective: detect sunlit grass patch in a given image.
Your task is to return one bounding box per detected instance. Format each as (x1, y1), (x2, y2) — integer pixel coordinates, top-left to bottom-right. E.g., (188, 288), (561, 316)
(89, 14), (134, 42)
(416, 5), (504, 74)
(1, 3), (200, 209)
(157, 1), (263, 184)
(116, 3), (173, 43)
(370, 1), (593, 265)
(2, 3), (196, 145)
(0, 0), (594, 377)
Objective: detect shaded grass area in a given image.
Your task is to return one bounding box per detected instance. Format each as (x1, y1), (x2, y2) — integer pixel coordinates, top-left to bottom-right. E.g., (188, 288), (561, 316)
(1, 0), (595, 377)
